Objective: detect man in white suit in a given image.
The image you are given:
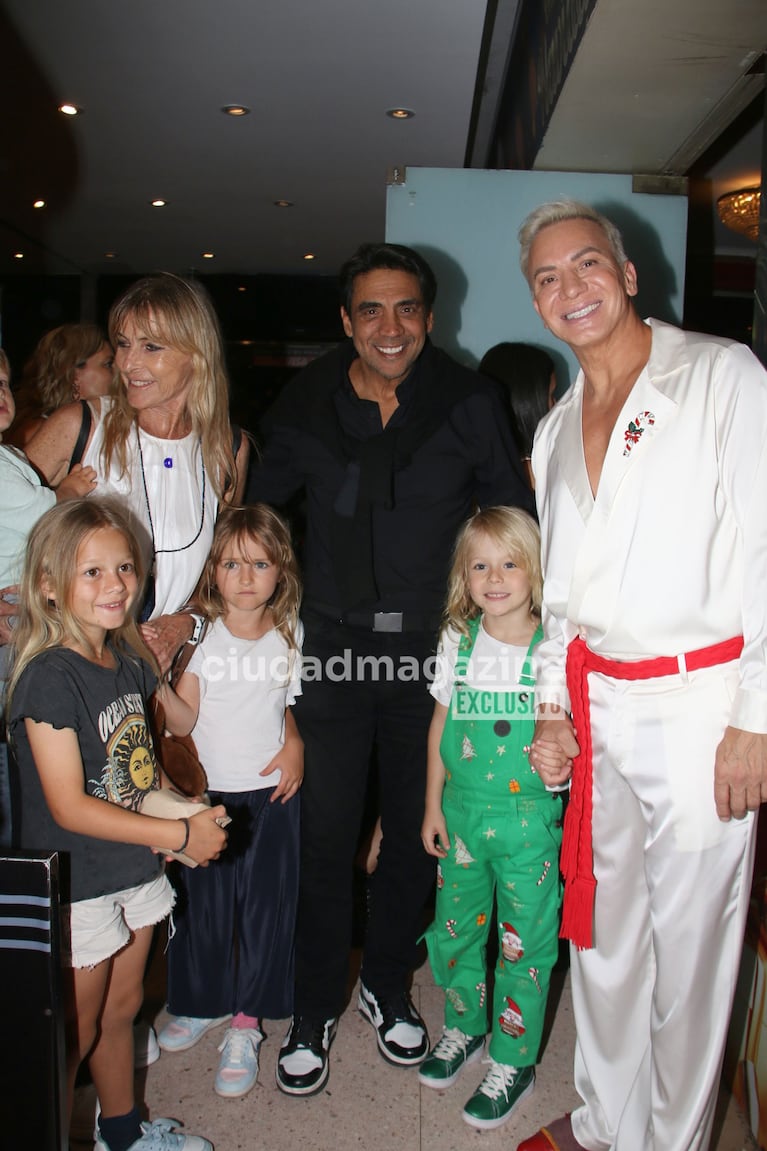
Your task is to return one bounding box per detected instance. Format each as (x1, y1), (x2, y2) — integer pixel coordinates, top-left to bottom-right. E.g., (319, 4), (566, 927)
(514, 199), (767, 1151)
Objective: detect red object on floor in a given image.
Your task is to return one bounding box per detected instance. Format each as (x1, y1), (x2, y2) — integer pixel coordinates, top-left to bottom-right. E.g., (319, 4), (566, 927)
(516, 1114), (583, 1151)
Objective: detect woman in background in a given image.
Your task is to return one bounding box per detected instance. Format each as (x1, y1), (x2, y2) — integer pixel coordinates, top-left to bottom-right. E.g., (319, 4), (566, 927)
(8, 323), (114, 448)
(479, 342), (556, 490)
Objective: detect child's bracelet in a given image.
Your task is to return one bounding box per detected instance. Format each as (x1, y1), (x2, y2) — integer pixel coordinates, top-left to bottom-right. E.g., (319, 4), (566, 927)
(175, 818), (191, 854)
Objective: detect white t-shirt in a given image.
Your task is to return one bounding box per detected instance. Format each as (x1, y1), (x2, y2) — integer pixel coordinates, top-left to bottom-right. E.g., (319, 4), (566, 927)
(186, 617), (303, 792)
(430, 619), (532, 706)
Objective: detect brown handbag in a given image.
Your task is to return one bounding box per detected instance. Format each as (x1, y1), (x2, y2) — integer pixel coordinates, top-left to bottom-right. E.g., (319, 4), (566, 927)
(151, 627), (208, 798)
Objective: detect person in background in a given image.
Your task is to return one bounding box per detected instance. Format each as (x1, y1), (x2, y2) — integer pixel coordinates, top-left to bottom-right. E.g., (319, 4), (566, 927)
(0, 347), (96, 844)
(479, 342), (556, 490)
(156, 504), (303, 1102)
(0, 347), (96, 641)
(515, 198), (767, 1151)
(420, 507), (566, 1130)
(8, 497), (226, 1151)
(8, 322), (115, 448)
(249, 241), (533, 1097)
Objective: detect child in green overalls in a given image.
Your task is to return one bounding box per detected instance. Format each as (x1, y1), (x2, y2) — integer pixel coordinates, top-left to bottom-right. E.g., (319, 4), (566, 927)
(420, 506), (569, 1130)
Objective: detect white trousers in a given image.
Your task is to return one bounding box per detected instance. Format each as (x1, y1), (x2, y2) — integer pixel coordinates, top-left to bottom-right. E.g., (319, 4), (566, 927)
(569, 663), (756, 1151)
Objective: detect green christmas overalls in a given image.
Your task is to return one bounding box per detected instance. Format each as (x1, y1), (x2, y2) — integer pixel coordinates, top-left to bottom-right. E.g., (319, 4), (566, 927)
(424, 617), (563, 1066)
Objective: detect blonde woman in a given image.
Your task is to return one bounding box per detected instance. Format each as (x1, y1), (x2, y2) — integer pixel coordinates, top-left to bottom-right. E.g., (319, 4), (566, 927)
(26, 273), (250, 670)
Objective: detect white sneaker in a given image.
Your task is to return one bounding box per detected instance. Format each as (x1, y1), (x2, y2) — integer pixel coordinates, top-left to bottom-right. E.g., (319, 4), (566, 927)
(95, 1116), (212, 1150)
(358, 983), (428, 1065)
(134, 1019), (161, 1068)
(157, 1014), (231, 1052)
(214, 1027), (263, 1098)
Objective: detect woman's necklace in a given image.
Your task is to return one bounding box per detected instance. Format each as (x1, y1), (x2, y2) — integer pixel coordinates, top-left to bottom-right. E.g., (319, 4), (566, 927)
(136, 424), (207, 558)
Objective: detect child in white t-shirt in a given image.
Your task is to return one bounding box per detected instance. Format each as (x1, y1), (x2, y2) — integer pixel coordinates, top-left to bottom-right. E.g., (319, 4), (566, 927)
(157, 503), (303, 1100)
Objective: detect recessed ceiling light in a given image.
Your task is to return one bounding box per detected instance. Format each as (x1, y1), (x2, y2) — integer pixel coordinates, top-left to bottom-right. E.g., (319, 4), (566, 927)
(105, 252), (117, 259)
(386, 108), (415, 119)
(13, 252), (24, 260)
(274, 200), (294, 208)
(33, 199), (46, 209)
(303, 253), (316, 261)
(237, 286), (247, 292)
(202, 252), (215, 259)
(58, 103), (82, 116)
(150, 199), (167, 207)
(222, 104), (250, 116)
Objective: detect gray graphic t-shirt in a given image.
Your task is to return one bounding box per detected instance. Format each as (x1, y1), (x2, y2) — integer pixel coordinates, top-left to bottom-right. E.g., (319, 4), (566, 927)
(11, 645), (163, 902)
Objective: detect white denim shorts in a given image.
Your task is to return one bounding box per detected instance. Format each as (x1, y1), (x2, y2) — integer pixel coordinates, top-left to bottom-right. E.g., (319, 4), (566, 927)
(66, 873), (175, 969)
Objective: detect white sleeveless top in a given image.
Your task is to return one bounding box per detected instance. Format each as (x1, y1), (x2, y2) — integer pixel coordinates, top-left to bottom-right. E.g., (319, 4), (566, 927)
(82, 398), (217, 618)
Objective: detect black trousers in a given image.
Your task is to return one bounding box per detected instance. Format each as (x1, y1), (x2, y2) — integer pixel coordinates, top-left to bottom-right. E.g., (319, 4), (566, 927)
(167, 786), (299, 1020)
(292, 614), (437, 1018)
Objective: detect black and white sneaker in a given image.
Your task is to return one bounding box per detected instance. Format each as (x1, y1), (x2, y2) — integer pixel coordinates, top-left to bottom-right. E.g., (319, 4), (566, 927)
(275, 1015), (337, 1096)
(358, 983), (429, 1066)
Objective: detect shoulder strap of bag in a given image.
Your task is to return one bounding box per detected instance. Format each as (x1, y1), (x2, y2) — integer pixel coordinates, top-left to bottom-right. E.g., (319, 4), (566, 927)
(69, 400), (92, 469)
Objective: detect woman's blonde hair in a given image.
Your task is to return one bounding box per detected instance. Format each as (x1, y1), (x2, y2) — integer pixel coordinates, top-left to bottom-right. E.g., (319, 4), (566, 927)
(6, 497), (156, 707)
(444, 506), (542, 636)
(105, 273), (237, 499)
(195, 504), (301, 651)
(16, 323), (111, 421)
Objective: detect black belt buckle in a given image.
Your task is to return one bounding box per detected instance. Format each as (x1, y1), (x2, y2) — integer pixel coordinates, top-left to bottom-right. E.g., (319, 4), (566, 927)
(373, 611), (403, 633)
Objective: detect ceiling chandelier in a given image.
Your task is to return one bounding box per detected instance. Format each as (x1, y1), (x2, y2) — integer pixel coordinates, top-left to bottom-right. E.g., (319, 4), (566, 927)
(716, 187), (762, 241)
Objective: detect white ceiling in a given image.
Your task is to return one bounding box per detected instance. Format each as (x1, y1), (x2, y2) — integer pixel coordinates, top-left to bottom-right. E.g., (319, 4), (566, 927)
(0, 0), (764, 279)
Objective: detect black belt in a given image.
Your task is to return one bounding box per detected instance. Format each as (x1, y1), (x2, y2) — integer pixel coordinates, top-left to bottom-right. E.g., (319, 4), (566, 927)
(304, 601), (442, 634)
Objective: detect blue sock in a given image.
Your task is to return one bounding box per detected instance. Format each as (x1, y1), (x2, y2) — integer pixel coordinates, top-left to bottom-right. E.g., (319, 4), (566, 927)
(98, 1106), (142, 1151)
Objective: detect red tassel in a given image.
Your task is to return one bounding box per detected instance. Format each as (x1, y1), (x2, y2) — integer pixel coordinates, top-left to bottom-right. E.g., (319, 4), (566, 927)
(560, 875), (597, 950)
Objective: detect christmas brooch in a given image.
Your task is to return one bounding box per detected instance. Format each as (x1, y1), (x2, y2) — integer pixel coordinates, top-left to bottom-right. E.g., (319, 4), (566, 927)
(623, 410), (655, 456)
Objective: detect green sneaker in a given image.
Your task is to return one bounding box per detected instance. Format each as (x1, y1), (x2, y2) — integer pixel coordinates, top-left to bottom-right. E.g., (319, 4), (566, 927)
(462, 1062), (535, 1129)
(418, 1027), (485, 1089)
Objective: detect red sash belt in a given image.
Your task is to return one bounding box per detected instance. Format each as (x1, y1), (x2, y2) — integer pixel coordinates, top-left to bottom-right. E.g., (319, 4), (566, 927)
(561, 634), (744, 950)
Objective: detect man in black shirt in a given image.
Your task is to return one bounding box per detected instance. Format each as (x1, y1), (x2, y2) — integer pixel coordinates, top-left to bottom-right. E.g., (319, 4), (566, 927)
(249, 242), (532, 1097)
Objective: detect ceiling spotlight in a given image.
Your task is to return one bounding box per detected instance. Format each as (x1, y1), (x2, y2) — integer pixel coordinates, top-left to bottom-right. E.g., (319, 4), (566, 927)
(274, 200), (294, 208)
(13, 252), (23, 260)
(202, 252), (215, 259)
(104, 252), (117, 259)
(58, 103), (82, 116)
(237, 286), (247, 292)
(33, 199), (46, 209)
(303, 253), (316, 261)
(386, 108), (415, 120)
(150, 199), (167, 207)
(222, 104), (250, 116)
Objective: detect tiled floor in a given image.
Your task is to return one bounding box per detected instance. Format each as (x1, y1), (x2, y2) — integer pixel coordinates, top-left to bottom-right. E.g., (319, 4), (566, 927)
(73, 937), (758, 1151)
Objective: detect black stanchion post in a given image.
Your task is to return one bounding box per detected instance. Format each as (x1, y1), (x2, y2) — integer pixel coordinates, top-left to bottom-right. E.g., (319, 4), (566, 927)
(0, 851), (67, 1149)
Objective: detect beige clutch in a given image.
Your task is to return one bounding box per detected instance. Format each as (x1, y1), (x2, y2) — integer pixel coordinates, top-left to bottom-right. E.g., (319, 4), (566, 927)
(140, 787), (229, 868)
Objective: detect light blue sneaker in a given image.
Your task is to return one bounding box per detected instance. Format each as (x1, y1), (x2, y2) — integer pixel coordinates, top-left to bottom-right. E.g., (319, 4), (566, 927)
(214, 1026), (263, 1098)
(157, 1014), (231, 1052)
(95, 1117), (212, 1150)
